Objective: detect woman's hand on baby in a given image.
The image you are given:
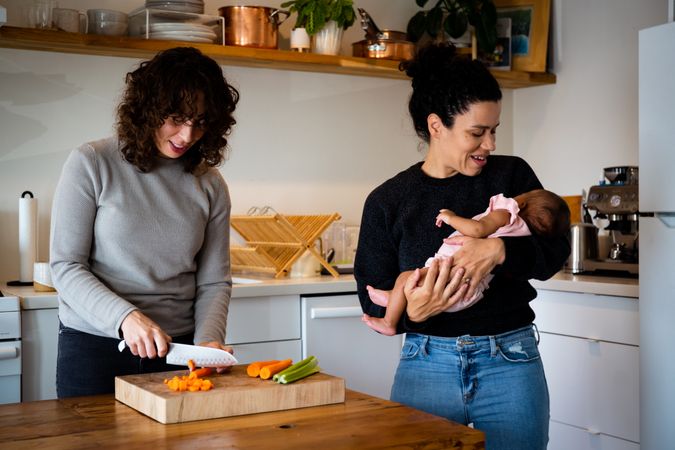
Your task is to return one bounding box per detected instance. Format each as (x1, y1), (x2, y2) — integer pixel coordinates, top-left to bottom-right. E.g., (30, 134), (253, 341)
(443, 235), (505, 298)
(120, 310), (172, 359)
(403, 257), (469, 322)
(435, 209), (456, 227)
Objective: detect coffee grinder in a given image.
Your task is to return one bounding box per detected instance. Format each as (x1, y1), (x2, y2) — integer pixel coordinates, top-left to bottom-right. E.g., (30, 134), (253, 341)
(584, 166), (639, 276)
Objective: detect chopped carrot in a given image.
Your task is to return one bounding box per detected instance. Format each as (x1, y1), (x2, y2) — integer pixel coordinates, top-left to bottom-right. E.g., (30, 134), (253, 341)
(187, 359), (197, 372)
(192, 367), (213, 378)
(246, 360), (280, 377)
(164, 367), (214, 392)
(259, 359), (293, 380)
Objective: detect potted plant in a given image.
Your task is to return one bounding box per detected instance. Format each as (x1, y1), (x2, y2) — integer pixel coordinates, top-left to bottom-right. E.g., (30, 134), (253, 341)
(281, 0), (356, 55)
(407, 0), (498, 53)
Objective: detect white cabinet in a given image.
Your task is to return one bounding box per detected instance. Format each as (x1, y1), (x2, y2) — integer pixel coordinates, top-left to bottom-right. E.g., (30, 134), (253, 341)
(301, 293), (402, 400)
(21, 308), (59, 401)
(226, 295), (302, 364)
(532, 289), (639, 449)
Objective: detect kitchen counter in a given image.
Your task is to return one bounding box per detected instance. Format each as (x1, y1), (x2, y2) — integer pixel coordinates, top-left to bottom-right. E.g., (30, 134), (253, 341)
(531, 271), (638, 298)
(2, 270), (638, 309)
(1, 275), (358, 310)
(0, 390), (485, 449)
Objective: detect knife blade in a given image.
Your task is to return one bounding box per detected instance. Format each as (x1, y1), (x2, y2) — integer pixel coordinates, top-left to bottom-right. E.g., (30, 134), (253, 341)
(117, 340), (238, 367)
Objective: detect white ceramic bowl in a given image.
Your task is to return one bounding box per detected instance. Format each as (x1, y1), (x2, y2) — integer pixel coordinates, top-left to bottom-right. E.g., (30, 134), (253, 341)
(89, 20), (128, 36)
(87, 9), (128, 24)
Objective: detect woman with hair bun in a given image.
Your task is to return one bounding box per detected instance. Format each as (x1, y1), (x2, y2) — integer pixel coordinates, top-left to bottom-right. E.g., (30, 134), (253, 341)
(50, 47), (239, 397)
(354, 43), (569, 450)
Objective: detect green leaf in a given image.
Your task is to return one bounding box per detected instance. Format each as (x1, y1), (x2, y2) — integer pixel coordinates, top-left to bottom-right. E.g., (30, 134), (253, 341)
(474, 1), (497, 52)
(444, 9), (468, 39)
(407, 11), (427, 42)
(426, 7), (443, 38)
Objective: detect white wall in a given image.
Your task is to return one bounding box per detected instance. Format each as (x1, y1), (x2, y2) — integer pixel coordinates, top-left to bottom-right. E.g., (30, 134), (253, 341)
(2, 0), (506, 282)
(512, 0), (667, 197)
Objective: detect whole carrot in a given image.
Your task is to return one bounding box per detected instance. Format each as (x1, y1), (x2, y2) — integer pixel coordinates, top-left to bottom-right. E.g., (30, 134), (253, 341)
(247, 360), (280, 377)
(259, 359), (293, 380)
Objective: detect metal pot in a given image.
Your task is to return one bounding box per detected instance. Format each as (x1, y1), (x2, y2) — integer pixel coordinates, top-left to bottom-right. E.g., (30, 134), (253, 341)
(352, 7), (416, 61)
(352, 39), (416, 61)
(218, 6), (289, 49)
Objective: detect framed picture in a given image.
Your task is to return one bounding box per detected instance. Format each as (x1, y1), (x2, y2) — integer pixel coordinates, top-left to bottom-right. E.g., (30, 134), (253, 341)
(494, 0), (551, 72)
(478, 17), (512, 71)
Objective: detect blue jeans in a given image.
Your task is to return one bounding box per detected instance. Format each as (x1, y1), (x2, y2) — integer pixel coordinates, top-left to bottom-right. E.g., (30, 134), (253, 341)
(391, 325), (549, 450)
(56, 322), (193, 398)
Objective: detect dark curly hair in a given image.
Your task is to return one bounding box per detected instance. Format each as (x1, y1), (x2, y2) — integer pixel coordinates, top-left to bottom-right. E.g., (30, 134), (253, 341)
(116, 47), (239, 173)
(400, 43), (502, 142)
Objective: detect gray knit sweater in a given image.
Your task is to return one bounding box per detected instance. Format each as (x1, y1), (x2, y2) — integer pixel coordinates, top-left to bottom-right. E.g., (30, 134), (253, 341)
(50, 137), (231, 344)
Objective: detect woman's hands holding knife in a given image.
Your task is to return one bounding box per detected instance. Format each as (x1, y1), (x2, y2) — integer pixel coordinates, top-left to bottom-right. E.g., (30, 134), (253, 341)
(120, 310), (172, 359)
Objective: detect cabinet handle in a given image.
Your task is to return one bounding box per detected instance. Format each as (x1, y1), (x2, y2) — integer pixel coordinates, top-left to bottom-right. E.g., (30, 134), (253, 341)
(0, 347), (18, 360)
(585, 427), (601, 436)
(586, 338), (600, 344)
(311, 306), (363, 319)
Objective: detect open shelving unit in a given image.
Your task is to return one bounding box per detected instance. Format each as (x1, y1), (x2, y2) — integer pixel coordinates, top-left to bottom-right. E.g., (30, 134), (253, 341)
(0, 26), (556, 89)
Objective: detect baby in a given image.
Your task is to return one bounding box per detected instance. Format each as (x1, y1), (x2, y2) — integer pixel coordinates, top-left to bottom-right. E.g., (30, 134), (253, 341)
(363, 189), (570, 336)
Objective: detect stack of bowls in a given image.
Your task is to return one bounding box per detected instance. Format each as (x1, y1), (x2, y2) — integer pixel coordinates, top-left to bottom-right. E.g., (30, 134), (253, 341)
(87, 9), (129, 36)
(145, 1), (204, 14)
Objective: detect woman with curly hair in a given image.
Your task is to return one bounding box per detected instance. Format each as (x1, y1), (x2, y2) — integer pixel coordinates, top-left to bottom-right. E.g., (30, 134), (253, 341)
(50, 47), (240, 397)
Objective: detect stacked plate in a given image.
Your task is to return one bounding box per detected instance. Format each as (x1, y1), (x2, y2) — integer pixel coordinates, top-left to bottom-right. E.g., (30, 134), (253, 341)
(144, 22), (216, 43)
(145, 0), (204, 14)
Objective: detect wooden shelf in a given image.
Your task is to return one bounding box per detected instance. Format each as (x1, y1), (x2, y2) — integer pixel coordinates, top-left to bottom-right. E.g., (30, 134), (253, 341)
(0, 26), (556, 88)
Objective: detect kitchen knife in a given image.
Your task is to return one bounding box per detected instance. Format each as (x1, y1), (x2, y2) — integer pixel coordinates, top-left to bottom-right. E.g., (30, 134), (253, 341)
(117, 340), (238, 367)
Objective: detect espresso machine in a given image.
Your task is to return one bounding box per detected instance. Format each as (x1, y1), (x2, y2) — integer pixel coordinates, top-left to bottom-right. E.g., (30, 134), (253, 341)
(584, 166), (639, 276)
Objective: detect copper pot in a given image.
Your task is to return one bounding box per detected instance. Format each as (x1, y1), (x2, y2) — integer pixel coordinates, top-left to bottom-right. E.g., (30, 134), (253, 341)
(218, 6), (289, 49)
(352, 38), (416, 61)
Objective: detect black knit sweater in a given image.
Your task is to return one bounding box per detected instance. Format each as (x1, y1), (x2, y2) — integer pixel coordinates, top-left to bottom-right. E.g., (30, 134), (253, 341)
(354, 155), (570, 337)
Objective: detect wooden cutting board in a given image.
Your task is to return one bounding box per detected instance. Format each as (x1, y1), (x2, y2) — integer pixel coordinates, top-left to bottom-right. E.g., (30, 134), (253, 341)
(115, 364), (345, 424)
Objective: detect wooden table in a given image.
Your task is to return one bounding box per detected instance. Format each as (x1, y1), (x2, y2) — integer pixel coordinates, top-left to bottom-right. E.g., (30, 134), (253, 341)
(0, 390), (484, 449)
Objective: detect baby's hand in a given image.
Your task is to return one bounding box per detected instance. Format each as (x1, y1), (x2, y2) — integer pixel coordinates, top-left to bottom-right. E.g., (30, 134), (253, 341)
(435, 209), (456, 227)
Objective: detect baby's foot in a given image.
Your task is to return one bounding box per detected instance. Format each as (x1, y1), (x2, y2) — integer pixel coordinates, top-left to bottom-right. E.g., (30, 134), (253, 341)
(362, 314), (396, 336)
(366, 285), (390, 307)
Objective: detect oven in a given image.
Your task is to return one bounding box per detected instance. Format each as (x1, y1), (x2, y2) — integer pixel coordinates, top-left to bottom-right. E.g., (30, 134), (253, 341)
(0, 294), (21, 404)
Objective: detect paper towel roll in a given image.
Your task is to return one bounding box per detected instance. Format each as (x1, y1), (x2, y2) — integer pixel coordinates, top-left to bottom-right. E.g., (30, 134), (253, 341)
(19, 191), (38, 282)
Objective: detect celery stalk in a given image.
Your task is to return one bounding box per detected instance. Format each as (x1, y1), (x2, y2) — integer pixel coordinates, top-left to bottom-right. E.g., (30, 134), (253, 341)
(273, 355), (317, 382)
(277, 365), (321, 384)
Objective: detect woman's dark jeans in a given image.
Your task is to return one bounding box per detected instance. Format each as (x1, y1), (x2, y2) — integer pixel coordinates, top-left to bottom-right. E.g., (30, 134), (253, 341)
(56, 321), (193, 398)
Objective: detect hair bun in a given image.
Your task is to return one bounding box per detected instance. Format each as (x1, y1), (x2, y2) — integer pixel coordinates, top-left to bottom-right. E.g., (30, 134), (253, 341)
(401, 43), (459, 84)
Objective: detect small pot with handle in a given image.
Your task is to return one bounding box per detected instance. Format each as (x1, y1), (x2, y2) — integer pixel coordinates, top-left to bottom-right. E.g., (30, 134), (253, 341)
(218, 6), (289, 49)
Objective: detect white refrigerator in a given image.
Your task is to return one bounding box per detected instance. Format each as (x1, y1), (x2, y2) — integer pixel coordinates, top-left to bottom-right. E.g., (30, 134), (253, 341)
(638, 20), (675, 450)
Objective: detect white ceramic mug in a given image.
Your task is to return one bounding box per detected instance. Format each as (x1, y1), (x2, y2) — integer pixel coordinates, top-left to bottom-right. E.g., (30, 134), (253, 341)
(52, 8), (86, 33)
(290, 251), (321, 278)
(33, 262), (55, 292)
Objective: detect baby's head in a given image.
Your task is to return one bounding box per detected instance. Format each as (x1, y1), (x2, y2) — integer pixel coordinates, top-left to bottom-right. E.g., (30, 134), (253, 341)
(514, 189), (570, 238)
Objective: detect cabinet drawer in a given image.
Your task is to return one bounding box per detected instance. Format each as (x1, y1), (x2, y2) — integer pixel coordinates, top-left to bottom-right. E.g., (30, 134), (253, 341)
(225, 295), (300, 344)
(229, 340), (301, 365)
(549, 420), (639, 450)
(533, 290), (638, 345)
(540, 332), (639, 442)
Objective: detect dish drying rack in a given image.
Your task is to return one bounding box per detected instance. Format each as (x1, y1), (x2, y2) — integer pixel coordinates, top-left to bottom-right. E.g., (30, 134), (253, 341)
(230, 208), (341, 278)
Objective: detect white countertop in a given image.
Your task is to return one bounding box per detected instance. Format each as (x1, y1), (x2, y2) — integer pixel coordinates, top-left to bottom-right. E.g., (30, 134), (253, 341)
(1, 275), (358, 310)
(531, 272), (638, 298)
(2, 271), (638, 309)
